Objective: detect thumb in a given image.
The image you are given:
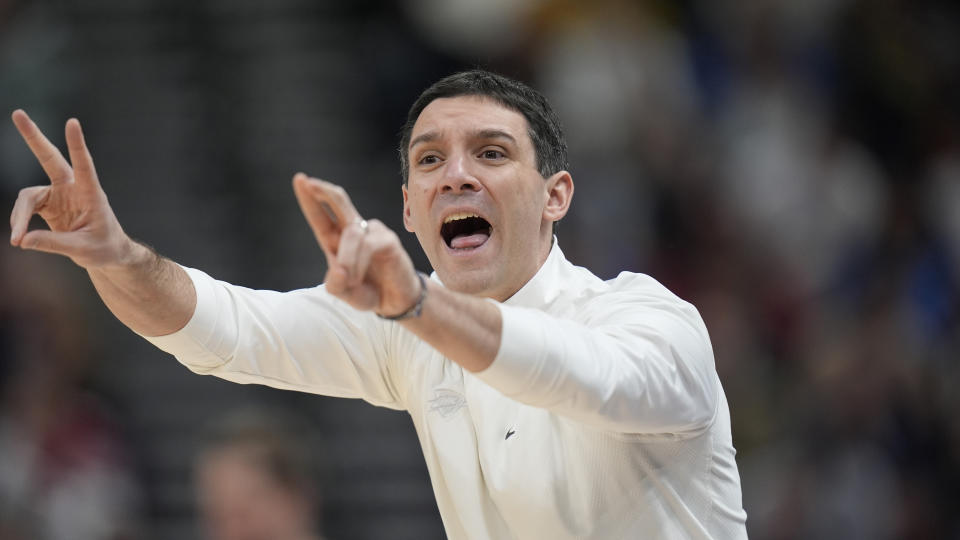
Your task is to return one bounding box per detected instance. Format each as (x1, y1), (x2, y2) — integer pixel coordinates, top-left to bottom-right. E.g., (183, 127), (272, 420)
(20, 229), (85, 258)
(325, 265), (381, 311)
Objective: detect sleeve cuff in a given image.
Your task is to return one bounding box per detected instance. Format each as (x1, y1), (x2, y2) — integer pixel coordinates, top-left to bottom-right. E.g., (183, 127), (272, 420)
(473, 303), (548, 397)
(138, 266), (234, 369)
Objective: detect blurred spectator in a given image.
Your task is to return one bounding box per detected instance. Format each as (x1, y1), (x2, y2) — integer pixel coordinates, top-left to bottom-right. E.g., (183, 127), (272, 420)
(194, 409), (326, 540)
(403, 0), (540, 60)
(531, 0), (702, 276)
(0, 252), (143, 540)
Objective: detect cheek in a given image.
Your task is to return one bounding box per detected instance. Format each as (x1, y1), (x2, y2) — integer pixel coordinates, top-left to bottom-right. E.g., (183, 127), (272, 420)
(410, 208), (436, 243)
(517, 185), (546, 224)
(405, 188), (428, 223)
(413, 201), (432, 229)
(413, 186), (431, 210)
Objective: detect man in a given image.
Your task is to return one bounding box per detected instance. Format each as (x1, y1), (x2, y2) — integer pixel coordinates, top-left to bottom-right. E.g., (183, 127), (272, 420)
(9, 70), (748, 538)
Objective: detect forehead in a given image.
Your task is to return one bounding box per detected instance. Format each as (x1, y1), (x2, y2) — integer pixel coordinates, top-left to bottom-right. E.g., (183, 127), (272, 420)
(410, 95), (531, 147)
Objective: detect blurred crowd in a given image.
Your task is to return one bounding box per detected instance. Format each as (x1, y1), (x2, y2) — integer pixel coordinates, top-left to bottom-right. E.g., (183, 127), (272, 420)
(503, 2), (960, 538)
(2, 0), (959, 538)
(0, 254), (142, 539)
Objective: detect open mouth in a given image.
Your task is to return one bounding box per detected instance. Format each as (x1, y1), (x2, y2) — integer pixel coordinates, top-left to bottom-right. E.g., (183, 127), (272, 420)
(441, 213), (492, 250)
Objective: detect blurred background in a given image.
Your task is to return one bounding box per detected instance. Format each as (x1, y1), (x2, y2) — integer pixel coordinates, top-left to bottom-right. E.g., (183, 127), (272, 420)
(1, 0), (958, 538)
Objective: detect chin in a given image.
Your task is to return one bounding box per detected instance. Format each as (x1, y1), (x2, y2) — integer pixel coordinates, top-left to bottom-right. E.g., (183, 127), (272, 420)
(435, 266), (498, 298)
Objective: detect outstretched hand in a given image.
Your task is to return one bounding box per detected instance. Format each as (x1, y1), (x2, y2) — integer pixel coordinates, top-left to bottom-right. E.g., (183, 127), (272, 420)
(9, 110), (135, 269)
(9, 111), (422, 320)
(292, 173), (421, 318)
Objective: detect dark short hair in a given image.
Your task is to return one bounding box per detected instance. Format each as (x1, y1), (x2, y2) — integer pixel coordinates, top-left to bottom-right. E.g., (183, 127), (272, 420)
(398, 69), (569, 185)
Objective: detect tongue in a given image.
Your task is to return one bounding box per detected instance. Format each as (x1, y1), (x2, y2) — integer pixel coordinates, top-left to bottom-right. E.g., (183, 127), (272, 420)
(450, 232), (489, 249)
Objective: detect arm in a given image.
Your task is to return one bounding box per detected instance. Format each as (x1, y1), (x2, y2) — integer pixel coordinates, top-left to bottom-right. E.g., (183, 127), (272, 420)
(398, 278), (501, 371)
(9, 111), (402, 406)
(404, 273), (716, 436)
(478, 286), (720, 436)
(146, 268), (403, 407)
(9, 110), (195, 336)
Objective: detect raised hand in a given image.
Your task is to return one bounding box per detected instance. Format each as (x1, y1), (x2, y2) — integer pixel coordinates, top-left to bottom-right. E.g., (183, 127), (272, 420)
(9, 110), (135, 269)
(292, 173), (422, 318)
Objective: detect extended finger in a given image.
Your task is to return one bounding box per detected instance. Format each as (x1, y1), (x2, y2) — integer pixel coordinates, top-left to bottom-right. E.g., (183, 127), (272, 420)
(305, 177), (361, 230)
(11, 110), (73, 184)
(65, 118), (101, 189)
(9, 185), (49, 246)
(293, 172), (338, 260)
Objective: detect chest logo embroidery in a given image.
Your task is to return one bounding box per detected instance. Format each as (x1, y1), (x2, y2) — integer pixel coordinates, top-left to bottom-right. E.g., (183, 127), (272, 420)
(505, 428), (516, 440)
(427, 388), (466, 418)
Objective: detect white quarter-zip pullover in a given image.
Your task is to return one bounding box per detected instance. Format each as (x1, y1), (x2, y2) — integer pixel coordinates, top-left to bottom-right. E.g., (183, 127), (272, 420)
(144, 242), (748, 539)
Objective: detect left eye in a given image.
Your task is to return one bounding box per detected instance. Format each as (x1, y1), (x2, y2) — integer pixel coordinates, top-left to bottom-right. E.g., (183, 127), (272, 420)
(481, 150), (504, 160)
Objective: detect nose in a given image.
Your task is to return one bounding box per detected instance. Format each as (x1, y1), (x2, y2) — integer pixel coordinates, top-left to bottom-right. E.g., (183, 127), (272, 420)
(440, 154), (481, 194)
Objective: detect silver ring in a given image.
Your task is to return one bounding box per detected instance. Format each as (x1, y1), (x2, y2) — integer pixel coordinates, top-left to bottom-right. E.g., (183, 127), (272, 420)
(356, 218), (369, 234)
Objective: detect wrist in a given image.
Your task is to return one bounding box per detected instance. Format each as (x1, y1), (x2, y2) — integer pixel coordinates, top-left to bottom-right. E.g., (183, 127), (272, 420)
(96, 238), (156, 273)
(377, 272), (428, 321)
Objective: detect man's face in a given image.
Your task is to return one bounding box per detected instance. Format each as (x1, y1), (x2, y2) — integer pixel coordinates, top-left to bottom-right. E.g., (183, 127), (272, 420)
(403, 95), (567, 300)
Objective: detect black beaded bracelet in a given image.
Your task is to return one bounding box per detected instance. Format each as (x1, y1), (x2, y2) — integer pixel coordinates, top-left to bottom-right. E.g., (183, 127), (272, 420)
(378, 272), (428, 321)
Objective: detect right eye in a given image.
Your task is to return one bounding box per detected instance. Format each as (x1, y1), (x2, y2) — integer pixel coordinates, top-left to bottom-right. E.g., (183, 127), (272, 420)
(419, 154), (441, 166)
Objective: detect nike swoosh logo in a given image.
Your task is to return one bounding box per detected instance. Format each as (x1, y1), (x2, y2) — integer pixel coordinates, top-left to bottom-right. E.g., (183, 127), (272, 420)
(505, 429), (516, 440)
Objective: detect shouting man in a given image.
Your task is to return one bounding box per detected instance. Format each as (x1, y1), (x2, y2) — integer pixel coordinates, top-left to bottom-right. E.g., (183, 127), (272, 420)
(9, 70), (748, 539)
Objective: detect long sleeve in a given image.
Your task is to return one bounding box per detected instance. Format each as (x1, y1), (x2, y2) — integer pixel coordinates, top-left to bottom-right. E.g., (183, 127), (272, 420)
(142, 266), (406, 409)
(474, 271), (719, 436)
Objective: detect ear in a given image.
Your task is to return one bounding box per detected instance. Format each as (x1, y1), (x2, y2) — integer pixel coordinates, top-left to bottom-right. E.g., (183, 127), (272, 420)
(543, 170), (574, 224)
(402, 184), (415, 232)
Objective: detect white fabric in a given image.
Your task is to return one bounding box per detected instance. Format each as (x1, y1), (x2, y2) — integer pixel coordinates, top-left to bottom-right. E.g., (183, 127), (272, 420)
(144, 242), (748, 539)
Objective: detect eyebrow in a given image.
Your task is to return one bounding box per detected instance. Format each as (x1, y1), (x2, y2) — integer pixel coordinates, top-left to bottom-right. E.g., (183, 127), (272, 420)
(472, 129), (517, 144)
(408, 129), (518, 151)
(409, 131), (440, 151)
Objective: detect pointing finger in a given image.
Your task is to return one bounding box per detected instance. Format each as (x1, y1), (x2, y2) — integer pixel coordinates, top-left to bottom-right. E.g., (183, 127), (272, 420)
(305, 177), (362, 230)
(11, 110), (73, 185)
(65, 118), (101, 189)
(293, 172), (338, 260)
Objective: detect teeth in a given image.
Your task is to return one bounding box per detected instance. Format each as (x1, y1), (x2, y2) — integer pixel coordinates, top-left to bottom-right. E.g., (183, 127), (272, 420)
(443, 212), (480, 224)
